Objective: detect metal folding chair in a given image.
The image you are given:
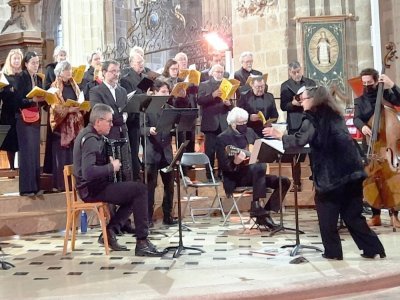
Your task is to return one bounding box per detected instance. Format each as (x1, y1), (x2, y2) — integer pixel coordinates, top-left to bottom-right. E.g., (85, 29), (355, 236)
(179, 153), (225, 222)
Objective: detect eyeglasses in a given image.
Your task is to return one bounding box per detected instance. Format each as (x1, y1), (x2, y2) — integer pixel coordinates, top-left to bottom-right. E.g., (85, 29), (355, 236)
(100, 118), (113, 125)
(236, 121), (247, 125)
(106, 69), (120, 74)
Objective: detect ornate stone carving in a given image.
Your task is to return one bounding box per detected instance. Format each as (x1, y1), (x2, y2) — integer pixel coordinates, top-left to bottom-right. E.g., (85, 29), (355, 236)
(1, 0), (41, 34)
(236, 0), (277, 18)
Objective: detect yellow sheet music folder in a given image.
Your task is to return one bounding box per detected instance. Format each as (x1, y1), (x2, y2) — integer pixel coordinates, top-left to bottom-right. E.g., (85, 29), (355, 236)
(178, 69), (201, 86)
(219, 78), (240, 101)
(64, 99), (91, 112)
(171, 82), (189, 97)
(245, 73), (268, 86)
(0, 72), (9, 89)
(26, 86), (58, 105)
(257, 111), (277, 126)
(72, 65), (86, 84)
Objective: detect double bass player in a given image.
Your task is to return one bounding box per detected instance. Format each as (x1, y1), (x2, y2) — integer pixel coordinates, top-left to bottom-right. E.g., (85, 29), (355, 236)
(353, 68), (400, 228)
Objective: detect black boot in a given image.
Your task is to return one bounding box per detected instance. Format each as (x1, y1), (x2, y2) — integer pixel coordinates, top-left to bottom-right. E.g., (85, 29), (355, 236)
(250, 201), (268, 217)
(98, 229), (129, 251)
(120, 219), (136, 235)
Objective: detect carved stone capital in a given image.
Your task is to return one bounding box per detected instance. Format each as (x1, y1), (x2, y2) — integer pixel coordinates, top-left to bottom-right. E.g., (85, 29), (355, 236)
(1, 0), (42, 34)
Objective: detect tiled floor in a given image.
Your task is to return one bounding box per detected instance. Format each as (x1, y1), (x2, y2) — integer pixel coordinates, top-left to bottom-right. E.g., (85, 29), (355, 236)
(1, 209), (400, 300)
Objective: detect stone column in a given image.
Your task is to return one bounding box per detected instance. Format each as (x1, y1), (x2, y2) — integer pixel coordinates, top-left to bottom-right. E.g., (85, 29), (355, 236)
(61, 0), (105, 65)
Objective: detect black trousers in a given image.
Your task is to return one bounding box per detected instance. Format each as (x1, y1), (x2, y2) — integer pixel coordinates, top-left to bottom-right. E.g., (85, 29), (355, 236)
(146, 163), (174, 221)
(315, 180), (385, 258)
(85, 181), (149, 239)
(232, 163), (291, 212)
(204, 129), (221, 178)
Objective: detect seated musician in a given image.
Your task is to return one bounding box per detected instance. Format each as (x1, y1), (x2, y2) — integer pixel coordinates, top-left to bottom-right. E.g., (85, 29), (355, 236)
(73, 103), (165, 256)
(353, 68), (400, 228)
(216, 107), (291, 229)
(237, 76), (279, 138)
(141, 79), (177, 227)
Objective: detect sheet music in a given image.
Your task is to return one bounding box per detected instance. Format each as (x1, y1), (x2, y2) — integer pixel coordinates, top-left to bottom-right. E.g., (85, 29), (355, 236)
(249, 138), (310, 164)
(127, 90), (136, 100)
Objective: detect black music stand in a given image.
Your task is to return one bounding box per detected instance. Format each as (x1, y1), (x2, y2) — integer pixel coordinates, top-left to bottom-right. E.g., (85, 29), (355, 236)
(0, 247), (15, 270)
(250, 139), (322, 256)
(163, 141), (205, 258)
(122, 95), (169, 183)
(156, 108), (198, 149)
(249, 138), (298, 236)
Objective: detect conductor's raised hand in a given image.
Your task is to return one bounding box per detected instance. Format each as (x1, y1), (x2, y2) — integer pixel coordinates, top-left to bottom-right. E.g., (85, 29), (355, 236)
(109, 156), (121, 172)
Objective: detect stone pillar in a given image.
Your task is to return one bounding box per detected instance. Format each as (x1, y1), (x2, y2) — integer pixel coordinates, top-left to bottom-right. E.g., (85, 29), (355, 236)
(0, 0), (44, 63)
(355, 1), (373, 70)
(61, 0), (105, 65)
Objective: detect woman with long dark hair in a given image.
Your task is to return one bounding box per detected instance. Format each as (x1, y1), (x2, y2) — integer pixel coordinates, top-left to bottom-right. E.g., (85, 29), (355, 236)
(264, 86), (385, 260)
(15, 52), (46, 196)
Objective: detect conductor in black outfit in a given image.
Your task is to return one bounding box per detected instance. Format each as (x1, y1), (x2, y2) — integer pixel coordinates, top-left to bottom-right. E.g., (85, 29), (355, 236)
(73, 103), (165, 256)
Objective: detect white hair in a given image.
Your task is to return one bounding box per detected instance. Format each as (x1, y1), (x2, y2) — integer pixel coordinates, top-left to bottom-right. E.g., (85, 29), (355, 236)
(53, 46), (67, 61)
(227, 107), (249, 125)
(239, 51), (253, 63)
(129, 46), (144, 58)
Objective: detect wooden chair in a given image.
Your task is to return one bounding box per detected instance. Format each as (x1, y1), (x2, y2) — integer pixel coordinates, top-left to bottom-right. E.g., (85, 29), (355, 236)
(62, 165), (110, 255)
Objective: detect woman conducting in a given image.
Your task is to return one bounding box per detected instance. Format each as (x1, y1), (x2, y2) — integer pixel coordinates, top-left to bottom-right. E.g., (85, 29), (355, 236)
(264, 85), (385, 260)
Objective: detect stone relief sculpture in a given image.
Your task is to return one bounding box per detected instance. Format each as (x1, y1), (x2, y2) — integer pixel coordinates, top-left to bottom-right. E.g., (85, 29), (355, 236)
(237, 0), (277, 18)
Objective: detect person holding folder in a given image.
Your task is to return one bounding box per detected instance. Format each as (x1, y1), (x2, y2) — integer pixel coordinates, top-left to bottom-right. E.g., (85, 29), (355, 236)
(141, 80), (177, 226)
(15, 52), (46, 196)
(264, 86), (385, 260)
(198, 64), (233, 181)
(237, 76), (278, 138)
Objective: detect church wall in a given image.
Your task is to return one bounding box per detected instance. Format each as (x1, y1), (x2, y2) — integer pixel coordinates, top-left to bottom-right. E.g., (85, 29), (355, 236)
(231, 0), (375, 103)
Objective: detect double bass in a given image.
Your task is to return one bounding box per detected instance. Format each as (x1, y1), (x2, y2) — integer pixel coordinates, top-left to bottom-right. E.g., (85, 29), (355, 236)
(363, 42), (400, 219)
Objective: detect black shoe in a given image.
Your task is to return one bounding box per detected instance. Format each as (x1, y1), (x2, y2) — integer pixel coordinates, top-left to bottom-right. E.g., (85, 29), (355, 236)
(20, 192), (35, 197)
(98, 230), (129, 251)
(250, 201), (268, 217)
(135, 239), (166, 257)
(162, 216), (178, 226)
(322, 253), (343, 260)
(290, 184), (302, 192)
(361, 252), (386, 259)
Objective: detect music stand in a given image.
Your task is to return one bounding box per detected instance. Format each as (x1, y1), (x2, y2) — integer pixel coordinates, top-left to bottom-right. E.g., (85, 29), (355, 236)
(123, 95), (169, 183)
(163, 141), (205, 258)
(250, 139), (322, 256)
(0, 125), (11, 146)
(156, 108), (198, 149)
(249, 138), (298, 235)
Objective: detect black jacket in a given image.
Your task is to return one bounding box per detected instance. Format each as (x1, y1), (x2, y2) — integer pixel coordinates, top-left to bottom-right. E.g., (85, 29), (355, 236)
(198, 77), (232, 132)
(280, 76), (316, 132)
(353, 85), (400, 132)
(89, 83), (128, 139)
(238, 90), (279, 137)
(234, 67), (262, 98)
(282, 108), (366, 193)
(73, 124), (114, 199)
(140, 109), (173, 167)
(15, 70), (44, 110)
(216, 126), (259, 195)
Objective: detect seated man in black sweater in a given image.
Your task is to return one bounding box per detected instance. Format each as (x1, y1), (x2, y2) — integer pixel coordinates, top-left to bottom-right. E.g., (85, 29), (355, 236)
(216, 107), (291, 228)
(73, 103), (165, 256)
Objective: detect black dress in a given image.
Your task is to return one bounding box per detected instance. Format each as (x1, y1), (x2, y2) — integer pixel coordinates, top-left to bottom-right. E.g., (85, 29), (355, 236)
(15, 70), (44, 195)
(0, 74), (19, 153)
